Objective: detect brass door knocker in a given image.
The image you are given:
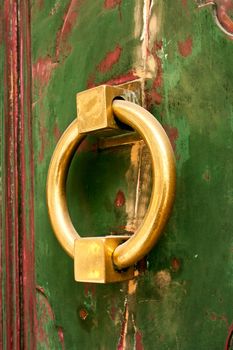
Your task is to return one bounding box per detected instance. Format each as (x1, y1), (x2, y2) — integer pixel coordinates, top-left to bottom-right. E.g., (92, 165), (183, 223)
(47, 85), (176, 283)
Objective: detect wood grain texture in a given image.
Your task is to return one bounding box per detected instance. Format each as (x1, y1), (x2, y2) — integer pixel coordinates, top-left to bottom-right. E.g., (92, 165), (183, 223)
(2, 1), (21, 348)
(1, 1), (35, 349)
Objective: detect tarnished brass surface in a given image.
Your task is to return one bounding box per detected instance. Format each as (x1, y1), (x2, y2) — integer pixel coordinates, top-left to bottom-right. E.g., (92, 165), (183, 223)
(77, 84), (137, 134)
(74, 236), (136, 283)
(47, 120), (85, 257)
(47, 86), (176, 282)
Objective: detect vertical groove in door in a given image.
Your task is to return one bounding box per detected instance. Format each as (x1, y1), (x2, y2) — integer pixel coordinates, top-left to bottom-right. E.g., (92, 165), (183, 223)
(2, 0), (36, 349)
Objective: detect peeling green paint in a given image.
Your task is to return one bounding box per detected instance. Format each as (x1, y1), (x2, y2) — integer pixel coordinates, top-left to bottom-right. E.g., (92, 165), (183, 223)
(32, 0), (233, 349)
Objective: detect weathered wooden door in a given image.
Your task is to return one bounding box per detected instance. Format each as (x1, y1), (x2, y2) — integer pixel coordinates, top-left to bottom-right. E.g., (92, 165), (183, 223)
(2, 1), (233, 349)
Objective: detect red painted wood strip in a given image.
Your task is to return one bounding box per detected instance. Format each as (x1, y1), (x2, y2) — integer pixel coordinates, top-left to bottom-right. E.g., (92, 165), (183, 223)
(2, 0), (36, 348)
(4, 1), (20, 348)
(18, 1), (36, 349)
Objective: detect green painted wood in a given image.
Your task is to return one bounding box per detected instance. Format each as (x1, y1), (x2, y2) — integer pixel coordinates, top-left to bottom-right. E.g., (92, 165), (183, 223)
(32, 1), (143, 349)
(31, 0), (233, 349)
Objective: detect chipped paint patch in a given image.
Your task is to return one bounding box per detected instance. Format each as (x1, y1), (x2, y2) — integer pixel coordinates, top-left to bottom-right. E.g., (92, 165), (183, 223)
(164, 125), (179, 151)
(56, 0), (82, 58)
(135, 330), (144, 350)
(53, 122), (62, 141)
(150, 90), (162, 104)
(84, 283), (96, 297)
(115, 190), (125, 207)
(117, 298), (129, 350)
(134, 1), (163, 81)
(128, 279), (137, 295)
(58, 0), (80, 37)
(134, 0), (156, 80)
(79, 308), (88, 320)
(87, 70), (136, 88)
(146, 40), (164, 107)
(117, 279), (141, 349)
(168, 117), (190, 174)
(97, 45), (122, 73)
(36, 287), (65, 348)
(57, 327), (65, 350)
(32, 57), (58, 85)
(178, 36), (193, 57)
(104, 71), (137, 85)
(181, 0), (187, 7)
(50, 1), (62, 16)
(152, 40), (163, 88)
(104, 0), (121, 9)
(155, 270), (172, 289)
(171, 257), (181, 272)
(87, 71), (137, 88)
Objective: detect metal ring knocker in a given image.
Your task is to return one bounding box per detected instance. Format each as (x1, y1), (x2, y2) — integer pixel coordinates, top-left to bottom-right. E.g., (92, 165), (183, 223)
(47, 86), (176, 283)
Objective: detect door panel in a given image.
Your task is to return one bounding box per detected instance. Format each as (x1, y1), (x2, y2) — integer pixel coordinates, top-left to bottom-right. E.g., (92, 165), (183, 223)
(5, 0), (232, 349)
(0, 0), (233, 350)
